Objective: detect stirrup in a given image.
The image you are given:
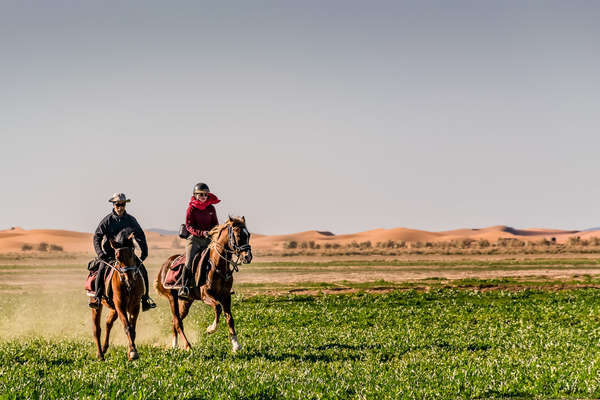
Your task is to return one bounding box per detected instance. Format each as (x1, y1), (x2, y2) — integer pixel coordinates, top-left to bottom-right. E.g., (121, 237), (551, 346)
(88, 296), (101, 309)
(142, 296), (156, 311)
(178, 286), (190, 298)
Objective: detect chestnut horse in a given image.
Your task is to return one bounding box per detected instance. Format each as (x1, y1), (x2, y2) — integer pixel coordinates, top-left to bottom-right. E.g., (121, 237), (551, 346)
(155, 216), (252, 352)
(92, 229), (145, 361)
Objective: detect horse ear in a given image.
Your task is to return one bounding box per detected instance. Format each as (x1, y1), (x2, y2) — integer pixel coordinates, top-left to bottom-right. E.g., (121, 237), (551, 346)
(228, 215), (233, 223)
(241, 216), (245, 223)
(128, 233), (135, 240)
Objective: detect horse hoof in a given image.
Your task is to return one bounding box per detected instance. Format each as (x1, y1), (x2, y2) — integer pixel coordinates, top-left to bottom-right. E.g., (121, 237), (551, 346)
(128, 351), (138, 360)
(97, 353), (105, 361)
(206, 325), (217, 334)
(231, 336), (241, 352)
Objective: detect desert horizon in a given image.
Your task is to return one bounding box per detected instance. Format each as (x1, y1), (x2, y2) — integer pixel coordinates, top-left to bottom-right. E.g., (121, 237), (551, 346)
(1, 224), (598, 254)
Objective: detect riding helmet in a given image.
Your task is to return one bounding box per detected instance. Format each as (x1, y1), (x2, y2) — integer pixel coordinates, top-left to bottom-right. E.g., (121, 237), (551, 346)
(193, 183), (210, 194)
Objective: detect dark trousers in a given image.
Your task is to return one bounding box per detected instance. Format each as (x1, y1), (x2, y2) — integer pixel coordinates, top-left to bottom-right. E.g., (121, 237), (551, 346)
(183, 236), (210, 287)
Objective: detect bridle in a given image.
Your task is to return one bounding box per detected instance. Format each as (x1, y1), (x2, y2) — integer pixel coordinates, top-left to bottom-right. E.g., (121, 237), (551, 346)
(98, 246), (140, 292)
(209, 223), (251, 273)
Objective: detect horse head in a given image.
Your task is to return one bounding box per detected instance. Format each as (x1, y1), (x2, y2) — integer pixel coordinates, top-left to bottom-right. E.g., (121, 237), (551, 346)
(109, 228), (136, 268)
(226, 216), (253, 264)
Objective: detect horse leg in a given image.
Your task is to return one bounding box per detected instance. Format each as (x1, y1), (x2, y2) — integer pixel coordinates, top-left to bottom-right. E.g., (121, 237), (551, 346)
(127, 303), (141, 360)
(168, 292), (192, 351)
(102, 308), (118, 354)
(221, 295), (240, 352)
(206, 303), (221, 334)
(114, 300), (136, 360)
(92, 307), (104, 360)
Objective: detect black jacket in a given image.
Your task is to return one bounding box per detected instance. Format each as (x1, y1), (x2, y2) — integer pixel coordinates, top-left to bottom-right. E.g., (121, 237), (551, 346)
(93, 211), (148, 261)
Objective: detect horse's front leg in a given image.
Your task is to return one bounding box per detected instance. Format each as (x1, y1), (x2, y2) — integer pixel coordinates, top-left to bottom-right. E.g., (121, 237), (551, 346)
(92, 307), (104, 360)
(114, 299), (136, 360)
(127, 302), (141, 360)
(206, 303), (221, 334)
(221, 295), (240, 352)
(102, 308), (118, 354)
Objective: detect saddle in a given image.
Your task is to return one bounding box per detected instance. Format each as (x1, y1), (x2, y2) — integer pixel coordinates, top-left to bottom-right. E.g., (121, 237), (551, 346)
(85, 261), (115, 302)
(162, 248), (211, 289)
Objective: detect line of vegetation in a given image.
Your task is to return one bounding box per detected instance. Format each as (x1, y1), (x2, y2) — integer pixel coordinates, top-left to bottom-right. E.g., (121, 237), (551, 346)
(20, 242), (63, 252)
(264, 237), (600, 257)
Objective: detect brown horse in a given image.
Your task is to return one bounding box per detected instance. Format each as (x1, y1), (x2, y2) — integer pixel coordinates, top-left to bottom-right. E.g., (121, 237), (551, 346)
(91, 229), (145, 361)
(155, 216), (252, 352)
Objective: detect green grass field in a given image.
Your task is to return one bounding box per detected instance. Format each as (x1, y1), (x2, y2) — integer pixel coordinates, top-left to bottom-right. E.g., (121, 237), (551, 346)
(3, 289), (600, 399)
(3, 255), (600, 399)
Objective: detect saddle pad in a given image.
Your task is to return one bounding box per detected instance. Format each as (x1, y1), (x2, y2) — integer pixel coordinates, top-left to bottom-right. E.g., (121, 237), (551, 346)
(84, 265), (115, 298)
(85, 270), (97, 293)
(163, 255), (186, 288)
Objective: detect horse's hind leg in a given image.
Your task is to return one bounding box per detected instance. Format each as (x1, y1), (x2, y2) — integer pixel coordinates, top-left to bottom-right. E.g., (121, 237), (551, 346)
(102, 309), (118, 354)
(168, 292), (192, 351)
(92, 307), (104, 360)
(206, 303), (221, 334)
(221, 295), (240, 352)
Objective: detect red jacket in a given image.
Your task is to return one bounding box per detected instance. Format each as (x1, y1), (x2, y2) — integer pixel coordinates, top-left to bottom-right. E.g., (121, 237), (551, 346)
(185, 204), (219, 237)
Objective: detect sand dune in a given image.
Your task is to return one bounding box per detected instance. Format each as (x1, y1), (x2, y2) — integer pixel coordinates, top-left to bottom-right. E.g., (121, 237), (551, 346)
(0, 225), (597, 253)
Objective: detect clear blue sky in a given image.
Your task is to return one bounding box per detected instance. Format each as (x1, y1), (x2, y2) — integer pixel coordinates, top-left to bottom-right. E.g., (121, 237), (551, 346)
(2, 1), (600, 235)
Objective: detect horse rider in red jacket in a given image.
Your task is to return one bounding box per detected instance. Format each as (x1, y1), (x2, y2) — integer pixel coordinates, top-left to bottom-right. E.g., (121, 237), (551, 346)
(179, 183), (220, 298)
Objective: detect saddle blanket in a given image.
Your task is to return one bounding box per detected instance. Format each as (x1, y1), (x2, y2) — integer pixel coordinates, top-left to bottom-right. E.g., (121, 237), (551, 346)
(163, 255), (186, 289)
(85, 266), (115, 298)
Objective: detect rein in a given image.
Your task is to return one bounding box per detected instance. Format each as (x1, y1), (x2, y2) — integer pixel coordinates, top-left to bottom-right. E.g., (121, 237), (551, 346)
(208, 224), (249, 273)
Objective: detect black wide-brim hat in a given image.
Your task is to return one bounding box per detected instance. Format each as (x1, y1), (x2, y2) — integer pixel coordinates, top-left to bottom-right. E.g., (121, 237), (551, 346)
(108, 193), (132, 203)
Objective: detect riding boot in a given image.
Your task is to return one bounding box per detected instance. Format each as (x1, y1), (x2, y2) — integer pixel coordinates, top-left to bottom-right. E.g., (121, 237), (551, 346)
(177, 267), (192, 298)
(137, 258), (156, 311)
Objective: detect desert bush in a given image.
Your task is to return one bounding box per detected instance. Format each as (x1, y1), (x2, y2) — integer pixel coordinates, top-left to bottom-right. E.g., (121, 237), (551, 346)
(568, 237), (581, 246)
(478, 239), (490, 248)
(38, 242), (49, 252)
(332, 243), (341, 249)
(49, 244), (63, 251)
(537, 238), (551, 246)
(360, 241), (372, 249)
(308, 241), (316, 249)
(591, 237), (600, 246)
(300, 241), (308, 249)
(283, 240), (298, 249)
(21, 243), (33, 251)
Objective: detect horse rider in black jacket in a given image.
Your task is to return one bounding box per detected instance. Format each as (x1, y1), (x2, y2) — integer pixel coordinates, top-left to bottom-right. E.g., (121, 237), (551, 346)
(88, 193), (157, 311)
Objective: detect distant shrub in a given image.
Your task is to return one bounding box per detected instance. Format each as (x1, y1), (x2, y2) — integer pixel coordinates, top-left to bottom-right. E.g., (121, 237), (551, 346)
(591, 237), (600, 246)
(284, 240), (298, 249)
(478, 239), (490, 248)
(359, 241), (372, 249)
(308, 241), (316, 249)
(324, 243), (332, 249)
(568, 237), (581, 246)
(332, 243), (341, 249)
(49, 244), (63, 251)
(21, 243), (33, 251)
(38, 242), (49, 252)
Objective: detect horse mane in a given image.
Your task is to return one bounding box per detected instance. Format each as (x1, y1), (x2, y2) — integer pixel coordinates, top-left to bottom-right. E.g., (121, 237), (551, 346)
(114, 228), (135, 248)
(207, 217), (245, 239)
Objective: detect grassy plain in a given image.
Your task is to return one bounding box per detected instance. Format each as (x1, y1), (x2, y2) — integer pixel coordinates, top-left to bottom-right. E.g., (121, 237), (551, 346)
(3, 252), (600, 399)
